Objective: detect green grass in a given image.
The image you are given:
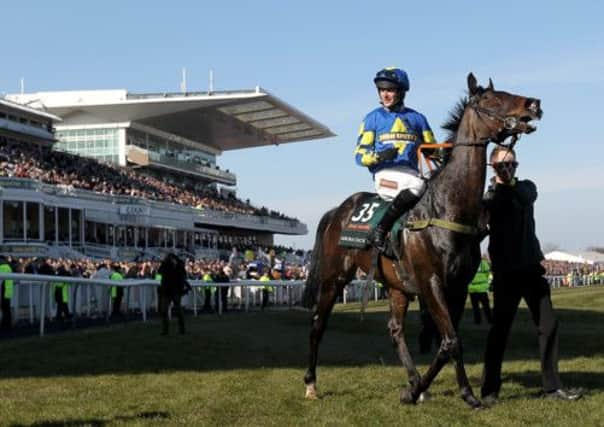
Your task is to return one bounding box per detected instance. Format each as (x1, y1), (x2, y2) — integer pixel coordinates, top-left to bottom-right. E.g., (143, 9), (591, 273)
(1, 287), (603, 426)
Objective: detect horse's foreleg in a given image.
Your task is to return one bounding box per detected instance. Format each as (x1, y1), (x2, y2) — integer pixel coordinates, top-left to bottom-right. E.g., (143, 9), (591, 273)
(419, 274), (480, 408)
(304, 283), (338, 399)
(387, 289), (422, 404)
(447, 287), (479, 407)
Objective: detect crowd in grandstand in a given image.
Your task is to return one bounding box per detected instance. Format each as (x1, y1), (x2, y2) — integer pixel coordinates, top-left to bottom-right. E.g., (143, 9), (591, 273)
(0, 139), (297, 220)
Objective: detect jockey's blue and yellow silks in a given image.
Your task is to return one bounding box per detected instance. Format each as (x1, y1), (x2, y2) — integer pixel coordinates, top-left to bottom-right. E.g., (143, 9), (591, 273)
(355, 106), (435, 173)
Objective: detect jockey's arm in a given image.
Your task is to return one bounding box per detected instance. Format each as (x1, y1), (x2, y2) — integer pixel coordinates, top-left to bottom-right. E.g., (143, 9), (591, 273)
(354, 120), (378, 166)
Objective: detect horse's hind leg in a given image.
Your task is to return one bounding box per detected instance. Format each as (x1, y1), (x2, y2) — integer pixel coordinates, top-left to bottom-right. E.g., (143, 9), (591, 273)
(387, 289), (422, 404)
(304, 281), (339, 399)
(419, 274), (480, 408)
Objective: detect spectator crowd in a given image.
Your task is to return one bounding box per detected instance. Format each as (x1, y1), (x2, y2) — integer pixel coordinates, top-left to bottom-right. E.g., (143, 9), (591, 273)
(0, 139), (298, 221)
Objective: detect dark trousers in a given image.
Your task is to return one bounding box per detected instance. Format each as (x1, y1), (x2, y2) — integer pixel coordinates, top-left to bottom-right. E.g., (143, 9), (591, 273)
(159, 291), (185, 335)
(54, 288), (70, 321)
(481, 269), (561, 397)
(470, 292), (492, 324)
(213, 287), (228, 312)
(112, 287), (124, 317)
(203, 289), (213, 311)
(262, 289), (271, 309)
(1, 284), (11, 330)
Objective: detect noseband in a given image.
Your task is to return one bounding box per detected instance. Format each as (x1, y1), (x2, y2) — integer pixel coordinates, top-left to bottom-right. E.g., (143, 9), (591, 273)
(454, 96), (524, 149)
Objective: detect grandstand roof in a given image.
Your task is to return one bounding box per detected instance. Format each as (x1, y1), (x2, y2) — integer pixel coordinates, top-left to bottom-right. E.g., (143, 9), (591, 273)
(7, 88), (335, 151)
(0, 98), (62, 122)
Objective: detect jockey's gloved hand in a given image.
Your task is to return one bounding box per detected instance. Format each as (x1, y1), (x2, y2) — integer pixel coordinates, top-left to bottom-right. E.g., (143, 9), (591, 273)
(376, 147), (399, 162)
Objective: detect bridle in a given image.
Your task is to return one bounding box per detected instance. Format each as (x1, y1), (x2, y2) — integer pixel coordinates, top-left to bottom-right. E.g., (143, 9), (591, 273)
(453, 94), (526, 150)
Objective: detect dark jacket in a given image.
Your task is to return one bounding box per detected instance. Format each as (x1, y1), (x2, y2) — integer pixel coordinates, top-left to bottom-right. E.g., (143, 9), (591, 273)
(37, 261), (55, 277)
(483, 178), (544, 273)
(158, 254), (189, 296)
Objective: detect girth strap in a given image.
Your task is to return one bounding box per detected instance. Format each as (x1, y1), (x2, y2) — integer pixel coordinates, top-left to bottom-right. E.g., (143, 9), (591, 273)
(406, 218), (479, 235)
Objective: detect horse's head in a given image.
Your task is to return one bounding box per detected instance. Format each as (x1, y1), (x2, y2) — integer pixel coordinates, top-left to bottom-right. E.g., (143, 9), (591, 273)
(467, 73), (542, 143)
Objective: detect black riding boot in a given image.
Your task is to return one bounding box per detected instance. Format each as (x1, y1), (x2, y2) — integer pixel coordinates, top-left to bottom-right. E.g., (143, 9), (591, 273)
(369, 189), (420, 251)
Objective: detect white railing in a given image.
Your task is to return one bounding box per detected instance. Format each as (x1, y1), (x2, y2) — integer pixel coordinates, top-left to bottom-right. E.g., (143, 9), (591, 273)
(0, 272), (309, 336)
(0, 272), (392, 337)
(4, 272), (595, 338)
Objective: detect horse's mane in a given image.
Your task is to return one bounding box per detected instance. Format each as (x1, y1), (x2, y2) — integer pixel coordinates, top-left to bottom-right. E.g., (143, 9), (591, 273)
(414, 95), (470, 212)
(418, 95), (469, 188)
(441, 96), (469, 143)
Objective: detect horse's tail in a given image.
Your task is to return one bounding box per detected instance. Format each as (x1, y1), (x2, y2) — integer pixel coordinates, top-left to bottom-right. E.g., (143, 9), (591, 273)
(302, 208), (336, 309)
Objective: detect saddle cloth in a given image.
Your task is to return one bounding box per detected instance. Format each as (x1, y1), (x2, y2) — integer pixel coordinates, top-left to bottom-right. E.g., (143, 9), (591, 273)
(339, 194), (405, 249)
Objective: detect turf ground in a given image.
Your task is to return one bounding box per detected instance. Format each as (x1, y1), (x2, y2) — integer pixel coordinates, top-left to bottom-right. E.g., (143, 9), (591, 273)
(0, 286), (603, 426)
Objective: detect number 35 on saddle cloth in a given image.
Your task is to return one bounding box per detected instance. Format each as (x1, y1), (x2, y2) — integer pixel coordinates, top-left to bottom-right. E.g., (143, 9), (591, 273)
(339, 194), (407, 257)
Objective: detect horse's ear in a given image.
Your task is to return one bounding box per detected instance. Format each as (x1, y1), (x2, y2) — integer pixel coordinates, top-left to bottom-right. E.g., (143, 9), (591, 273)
(488, 78), (494, 90)
(467, 73), (479, 95)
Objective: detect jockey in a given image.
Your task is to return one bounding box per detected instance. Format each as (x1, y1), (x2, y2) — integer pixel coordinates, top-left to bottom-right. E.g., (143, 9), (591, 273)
(355, 67), (436, 251)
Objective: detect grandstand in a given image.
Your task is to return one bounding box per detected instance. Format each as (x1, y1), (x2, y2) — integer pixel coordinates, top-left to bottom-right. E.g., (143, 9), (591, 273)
(2, 88), (335, 260)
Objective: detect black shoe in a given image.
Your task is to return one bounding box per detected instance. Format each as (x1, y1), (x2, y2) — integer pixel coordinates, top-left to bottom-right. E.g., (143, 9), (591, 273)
(544, 388), (583, 401)
(368, 225), (388, 252)
(481, 393), (499, 407)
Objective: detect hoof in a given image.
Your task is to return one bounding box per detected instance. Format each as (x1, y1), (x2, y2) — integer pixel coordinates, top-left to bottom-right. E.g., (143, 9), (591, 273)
(418, 391), (431, 403)
(305, 384), (318, 400)
(400, 388), (417, 405)
(464, 394), (482, 409)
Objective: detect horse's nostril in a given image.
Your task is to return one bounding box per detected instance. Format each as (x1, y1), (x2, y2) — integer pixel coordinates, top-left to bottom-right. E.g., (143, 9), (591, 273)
(526, 98), (540, 114)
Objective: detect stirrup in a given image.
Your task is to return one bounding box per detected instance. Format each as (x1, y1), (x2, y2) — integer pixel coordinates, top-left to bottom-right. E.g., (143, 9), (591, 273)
(368, 226), (388, 252)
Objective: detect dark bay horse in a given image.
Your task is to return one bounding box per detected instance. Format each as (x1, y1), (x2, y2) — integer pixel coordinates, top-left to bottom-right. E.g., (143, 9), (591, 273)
(302, 73), (542, 407)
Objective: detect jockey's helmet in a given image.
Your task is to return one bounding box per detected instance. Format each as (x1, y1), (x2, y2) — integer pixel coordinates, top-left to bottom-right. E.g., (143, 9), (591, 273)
(374, 67), (410, 92)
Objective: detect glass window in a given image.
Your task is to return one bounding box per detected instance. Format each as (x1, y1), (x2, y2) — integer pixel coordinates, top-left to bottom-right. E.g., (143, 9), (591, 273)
(126, 226), (135, 247)
(58, 207), (69, 242)
(26, 202), (40, 240)
(108, 224), (115, 245)
(3, 201), (24, 240)
(44, 206), (56, 242)
(84, 220), (95, 244)
(97, 222), (107, 245)
(71, 209), (81, 245)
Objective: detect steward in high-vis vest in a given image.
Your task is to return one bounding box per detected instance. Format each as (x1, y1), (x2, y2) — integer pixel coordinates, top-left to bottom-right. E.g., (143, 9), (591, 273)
(54, 263), (71, 321)
(0, 257), (14, 330)
(110, 266), (124, 319)
(468, 258), (493, 325)
(260, 269), (272, 310)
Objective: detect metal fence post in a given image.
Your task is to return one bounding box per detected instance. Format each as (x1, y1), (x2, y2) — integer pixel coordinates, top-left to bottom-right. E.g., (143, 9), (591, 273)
(193, 287), (198, 317)
(39, 282), (47, 337)
(29, 282), (34, 324)
(142, 285), (147, 322)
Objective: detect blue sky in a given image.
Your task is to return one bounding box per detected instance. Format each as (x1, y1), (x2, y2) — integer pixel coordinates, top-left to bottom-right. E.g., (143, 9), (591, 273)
(2, 1), (603, 251)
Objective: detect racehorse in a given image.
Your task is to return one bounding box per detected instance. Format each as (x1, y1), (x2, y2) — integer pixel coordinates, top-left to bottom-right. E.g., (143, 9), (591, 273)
(302, 73), (542, 407)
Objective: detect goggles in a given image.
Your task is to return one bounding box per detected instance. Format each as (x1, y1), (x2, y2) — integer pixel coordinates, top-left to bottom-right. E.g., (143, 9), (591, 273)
(376, 69), (399, 81)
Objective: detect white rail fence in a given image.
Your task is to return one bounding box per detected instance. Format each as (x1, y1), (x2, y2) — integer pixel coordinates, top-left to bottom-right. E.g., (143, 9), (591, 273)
(0, 273), (385, 336)
(0, 273), (599, 337)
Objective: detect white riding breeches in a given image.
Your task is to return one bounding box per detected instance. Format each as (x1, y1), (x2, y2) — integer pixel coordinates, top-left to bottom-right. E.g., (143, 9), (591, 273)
(373, 166), (426, 201)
